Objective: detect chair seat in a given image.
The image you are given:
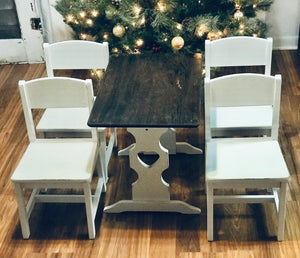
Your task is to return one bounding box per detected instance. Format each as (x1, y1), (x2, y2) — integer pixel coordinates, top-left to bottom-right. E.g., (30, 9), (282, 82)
(210, 106), (273, 129)
(206, 138), (290, 182)
(11, 140), (98, 182)
(36, 108), (106, 133)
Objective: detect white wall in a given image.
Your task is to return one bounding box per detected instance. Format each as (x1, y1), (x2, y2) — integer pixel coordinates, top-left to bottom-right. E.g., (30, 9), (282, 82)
(266, 0), (300, 49)
(49, 0), (300, 49)
(48, 0), (73, 42)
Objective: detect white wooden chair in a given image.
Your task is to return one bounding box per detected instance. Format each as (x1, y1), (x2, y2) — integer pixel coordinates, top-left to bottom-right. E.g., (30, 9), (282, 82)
(205, 36), (273, 137)
(11, 77), (105, 239)
(205, 73), (290, 241)
(37, 40), (116, 181)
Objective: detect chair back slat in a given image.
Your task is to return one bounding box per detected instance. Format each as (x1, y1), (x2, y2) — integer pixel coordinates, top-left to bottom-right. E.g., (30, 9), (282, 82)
(206, 74), (278, 107)
(44, 41), (109, 77)
(19, 77), (96, 142)
(205, 37), (272, 79)
(19, 77), (92, 108)
(205, 73), (282, 141)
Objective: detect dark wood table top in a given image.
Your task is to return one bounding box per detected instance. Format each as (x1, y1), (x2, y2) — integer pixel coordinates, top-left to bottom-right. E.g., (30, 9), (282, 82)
(88, 53), (203, 128)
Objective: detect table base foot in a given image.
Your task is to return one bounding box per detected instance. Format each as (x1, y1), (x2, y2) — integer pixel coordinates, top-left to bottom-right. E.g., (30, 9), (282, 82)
(175, 142), (203, 154)
(104, 200), (201, 214)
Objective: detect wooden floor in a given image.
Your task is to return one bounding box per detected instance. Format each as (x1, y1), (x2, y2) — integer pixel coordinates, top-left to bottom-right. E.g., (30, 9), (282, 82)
(0, 50), (299, 257)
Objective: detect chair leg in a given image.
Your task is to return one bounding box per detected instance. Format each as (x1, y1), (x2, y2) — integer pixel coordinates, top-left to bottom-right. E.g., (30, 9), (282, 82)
(112, 128), (117, 147)
(83, 183), (96, 239)
(98, 131), (108, 186)
(277, 182), (288, 241)
(14, 183), (30, 239)
(206, 184), (214, 241)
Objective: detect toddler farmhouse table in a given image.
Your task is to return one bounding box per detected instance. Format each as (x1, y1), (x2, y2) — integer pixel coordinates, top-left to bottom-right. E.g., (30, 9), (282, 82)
(88, 53), (202, 214)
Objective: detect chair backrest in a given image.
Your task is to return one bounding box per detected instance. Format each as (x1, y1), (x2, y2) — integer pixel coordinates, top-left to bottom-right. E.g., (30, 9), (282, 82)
(205, 37), (273, 79)
(19, 77), (97, 142)
(204, 73), (282, 141)
(44, 40), (109, 77)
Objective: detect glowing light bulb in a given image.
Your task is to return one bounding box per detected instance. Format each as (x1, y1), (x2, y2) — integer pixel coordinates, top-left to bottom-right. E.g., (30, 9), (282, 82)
(79, 11), (86, 18)
(66, 14), (74, 22)
(157, 2), (166, 12)
(234, 10), (243, 20)
(95, 69), (104, 78)
(86, 19), (93, 26)
(176, 23), (182, 30)
(196, 24), (207, 37)
(91, 10), (99, 17)
(103, 33), (108, 39)
(133, 4), (141, 16)
(136, 38), (144, 47)
(139, 17), (146, 25)
(80, 33), (88, 40)
(239, 24), (245, 34)
(112, 48), (119, 53)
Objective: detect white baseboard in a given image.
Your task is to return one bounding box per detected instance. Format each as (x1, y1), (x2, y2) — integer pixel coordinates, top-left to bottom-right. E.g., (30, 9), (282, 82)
(272, 36), (299, 50)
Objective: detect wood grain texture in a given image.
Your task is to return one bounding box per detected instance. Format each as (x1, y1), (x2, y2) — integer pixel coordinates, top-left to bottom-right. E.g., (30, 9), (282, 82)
(88, 53), (202, 128)
(0, 50), (299, 257)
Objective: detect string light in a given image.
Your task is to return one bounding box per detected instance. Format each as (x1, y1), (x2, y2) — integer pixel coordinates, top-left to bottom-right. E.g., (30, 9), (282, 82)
(176, 23), (182, 30)
(239, 24), (245, 34)
(195, 24), (208, 37)
(91, 10), (99, 17)
(157, 2), (167, 12)
(136, 38), (144, 47)
(139, 16), (146, 25)
(103, 33), (109, 39)
(66, 14), (74, 22)
(80, 33), (88, 40)
(234, 2), (243, 20)
(207, 31), (220, 40)
(79, 11), (86, 18)
(86, 19), (93, 26)
(234, 10), (243, 20)
(133, 4), (142, 16)
(112, 48), (119, 53)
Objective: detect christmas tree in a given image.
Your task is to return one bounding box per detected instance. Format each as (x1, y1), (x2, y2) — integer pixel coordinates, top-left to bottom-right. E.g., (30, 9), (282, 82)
(55, 0), (273, 55)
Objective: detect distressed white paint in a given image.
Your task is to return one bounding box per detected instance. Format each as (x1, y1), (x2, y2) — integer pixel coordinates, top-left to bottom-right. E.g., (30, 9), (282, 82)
(0, 0), (44, 63)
